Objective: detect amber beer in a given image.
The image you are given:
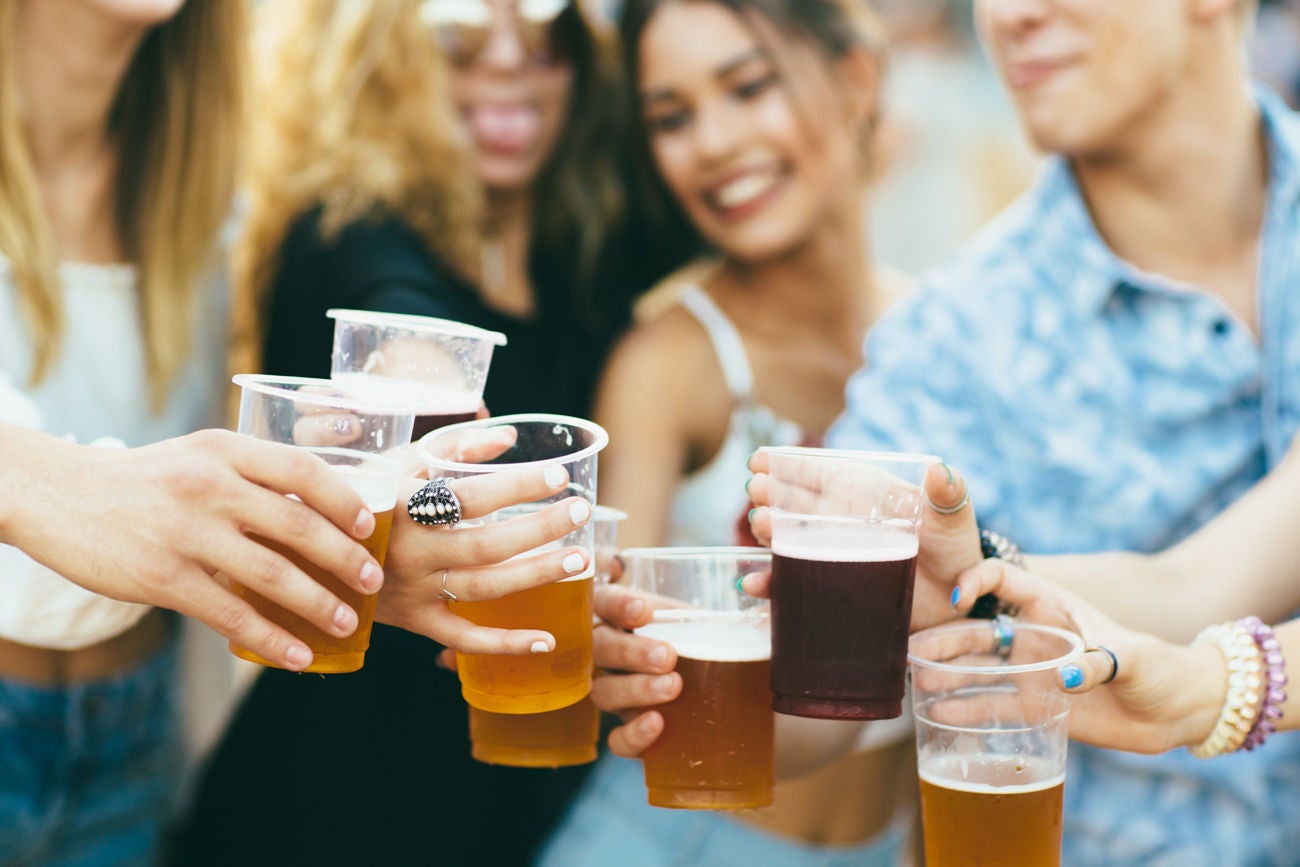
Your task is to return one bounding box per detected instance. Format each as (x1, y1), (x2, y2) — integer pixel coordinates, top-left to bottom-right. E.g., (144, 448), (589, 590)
(469, 697), (598, 767)
(919, 755), (1065, 867)
(230, 506), (395, 674)
(637, 616), (774, 809)
(452, 575), (594, 714)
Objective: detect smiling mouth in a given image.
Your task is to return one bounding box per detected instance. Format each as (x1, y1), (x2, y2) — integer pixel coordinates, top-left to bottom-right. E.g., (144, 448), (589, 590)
(1006, 60), (1069, 89)
(706, 168), (784, 215)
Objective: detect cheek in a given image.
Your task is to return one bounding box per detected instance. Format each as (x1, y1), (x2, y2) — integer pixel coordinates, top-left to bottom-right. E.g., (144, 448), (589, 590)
(535, 67), (576, 134)
(651, 138), (703, 211)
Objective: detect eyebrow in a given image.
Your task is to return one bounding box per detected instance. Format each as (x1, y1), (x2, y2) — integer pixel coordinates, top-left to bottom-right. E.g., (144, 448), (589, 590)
(641, 48), (769, 106)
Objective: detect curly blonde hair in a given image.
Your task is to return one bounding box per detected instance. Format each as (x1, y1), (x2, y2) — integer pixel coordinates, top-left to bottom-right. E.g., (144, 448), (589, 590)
(232, 0), (482, 373)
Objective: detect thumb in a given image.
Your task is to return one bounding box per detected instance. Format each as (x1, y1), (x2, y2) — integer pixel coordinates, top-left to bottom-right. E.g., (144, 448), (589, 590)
(1058, 645), (1119, 694)
(920, 463), (983, 578)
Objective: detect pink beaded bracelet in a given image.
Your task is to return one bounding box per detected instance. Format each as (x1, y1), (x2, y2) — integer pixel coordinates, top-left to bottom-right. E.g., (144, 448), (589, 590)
(1238, 616), (1288, 752)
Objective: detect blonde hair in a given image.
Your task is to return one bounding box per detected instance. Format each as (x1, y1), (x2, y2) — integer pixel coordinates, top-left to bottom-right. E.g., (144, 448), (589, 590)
(231, 0), (481, 374)
(0, 1), (246, 410)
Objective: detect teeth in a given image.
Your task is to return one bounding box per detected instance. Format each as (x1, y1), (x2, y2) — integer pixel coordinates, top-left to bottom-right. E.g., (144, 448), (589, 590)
(713, 171), (779, 210)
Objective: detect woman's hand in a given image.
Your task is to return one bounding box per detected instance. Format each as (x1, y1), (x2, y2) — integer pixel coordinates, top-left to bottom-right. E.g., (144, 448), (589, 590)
(745, 452), (984, 631)
(377, 464), (595, 655)
(954, 559), (1223, 754)
(2, 428), (385, 672)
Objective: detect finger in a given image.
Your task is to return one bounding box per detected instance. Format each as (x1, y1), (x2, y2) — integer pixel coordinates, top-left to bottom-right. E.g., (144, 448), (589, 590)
(437, 546), (589, 602)
(425, 497), (592, 566)
(210, 530), (365, 639)
(172, 570), (315, 671)
(436, 647), (458, 671)
(1058, 647), (1119, 694)
(235, 481), (383, 596)
(608, 710), (665, 759)
(740, 570), (771, 599)
(593, 627), (675, 674)
(227, 434), (377, 540)
(746, 448), (771, 475)
(446, 464), (572, 520)
(952, 558), (1026, 615)
(746, 472), (772, 509)
(594, 584), (652, 629)
(424, 425), (518, 463)
(749, 505), (772, 547)
(590, 671), (681, 712)
(291, 413), (361, 448)
(401, 603), (557, 654)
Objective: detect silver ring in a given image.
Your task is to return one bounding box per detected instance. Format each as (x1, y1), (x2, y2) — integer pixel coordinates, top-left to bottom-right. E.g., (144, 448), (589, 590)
(926, 490), (971, 516)
(408, 478), (462, 527)
(436, 568), (458, 602)
(992, 613), (1015, 659)
(1089, 645), (1119, 684)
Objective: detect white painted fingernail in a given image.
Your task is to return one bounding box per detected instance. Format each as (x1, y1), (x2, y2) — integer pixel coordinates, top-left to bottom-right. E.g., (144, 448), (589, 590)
(570, 500), (591, 524)
(544, 465), (566, 488)
(563, 552), (585, 573)
(530, 640), (551, 654)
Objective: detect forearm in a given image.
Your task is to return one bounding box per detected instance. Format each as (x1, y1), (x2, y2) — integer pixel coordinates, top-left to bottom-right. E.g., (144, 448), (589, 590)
(0, 423), (70, 551)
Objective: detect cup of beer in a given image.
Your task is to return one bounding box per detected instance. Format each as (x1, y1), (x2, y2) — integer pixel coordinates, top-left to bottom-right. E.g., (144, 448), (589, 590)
(327, 309), (506, 440)
(765, 447), (937, 720)
(229, 374), (415, 673)
(418, 414), (608, 714)
(624, 547), (773, 810)
(909, 620), (1084, 867)
(468, 506), (627, 768)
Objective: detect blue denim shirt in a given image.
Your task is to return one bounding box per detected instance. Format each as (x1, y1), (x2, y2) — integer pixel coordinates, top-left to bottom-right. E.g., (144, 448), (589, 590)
(831, 87), (1300, 866)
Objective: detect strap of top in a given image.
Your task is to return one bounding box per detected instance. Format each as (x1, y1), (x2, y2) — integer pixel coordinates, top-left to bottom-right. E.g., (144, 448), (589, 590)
(678, 285), (755, 400)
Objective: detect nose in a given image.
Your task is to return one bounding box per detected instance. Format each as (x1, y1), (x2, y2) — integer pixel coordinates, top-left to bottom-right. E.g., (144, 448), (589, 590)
(691, 98), (743, 165)
(980, 0), (1050, 36)
(478, 10), (528, 71)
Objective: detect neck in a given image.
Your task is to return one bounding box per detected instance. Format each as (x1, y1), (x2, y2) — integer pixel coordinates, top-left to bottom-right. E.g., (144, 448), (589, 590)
(482, 188), (535, 316)
(719, 188), (873, 351)
(1072, 73), (1266, 293)
(17, 0), (148, 171)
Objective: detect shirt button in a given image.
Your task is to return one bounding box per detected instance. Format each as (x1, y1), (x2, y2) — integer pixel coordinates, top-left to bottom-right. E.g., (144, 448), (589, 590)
(1213, 319), (1230, 336)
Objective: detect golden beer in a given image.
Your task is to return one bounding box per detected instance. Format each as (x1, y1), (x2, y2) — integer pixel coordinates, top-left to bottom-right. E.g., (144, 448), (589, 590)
(469, 697), (599, 768)
(452, 575), (594, 713)
(638, 617), (774, 809)
(919, 755), (1065, 867)
(230, 506), (395, 674)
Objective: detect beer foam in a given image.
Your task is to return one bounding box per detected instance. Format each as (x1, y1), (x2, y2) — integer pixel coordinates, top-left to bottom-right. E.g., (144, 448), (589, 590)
(636, 618), (771, 662)
(332, 372), (481, 414)
(919, 754), (1064, 795)
(771, 519), (917, 562)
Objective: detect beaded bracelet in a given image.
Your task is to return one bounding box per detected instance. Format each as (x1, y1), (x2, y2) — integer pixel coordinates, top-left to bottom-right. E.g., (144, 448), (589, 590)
(1237, 616), (1289, 752)
(1189, 622), (1265, 759)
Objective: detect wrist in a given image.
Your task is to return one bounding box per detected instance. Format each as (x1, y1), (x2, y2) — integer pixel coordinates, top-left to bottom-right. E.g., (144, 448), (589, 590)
(1175, 640), (1228, 750)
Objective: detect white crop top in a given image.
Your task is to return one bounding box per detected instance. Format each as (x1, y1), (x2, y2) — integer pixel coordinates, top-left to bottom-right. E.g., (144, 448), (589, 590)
(666, 286), (805, 548)
(0, 256), (227, 649)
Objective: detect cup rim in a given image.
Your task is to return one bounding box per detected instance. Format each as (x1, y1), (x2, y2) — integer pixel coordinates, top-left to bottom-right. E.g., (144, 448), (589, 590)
(765, 446), (941, 465)
(416, 413), (610, 472)
(907, 621), (1084, 675)
(327, 308), (508, 347)
(232, 374), (420, 415)
(620, 546), (772, 561)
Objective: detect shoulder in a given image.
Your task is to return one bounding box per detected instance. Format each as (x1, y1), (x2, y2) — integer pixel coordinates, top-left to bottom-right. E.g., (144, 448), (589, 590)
(607, 297), (719, 388)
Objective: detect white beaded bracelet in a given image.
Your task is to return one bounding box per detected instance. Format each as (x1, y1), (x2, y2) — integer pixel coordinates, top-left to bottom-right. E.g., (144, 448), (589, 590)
(1189, 623), (1267, 759)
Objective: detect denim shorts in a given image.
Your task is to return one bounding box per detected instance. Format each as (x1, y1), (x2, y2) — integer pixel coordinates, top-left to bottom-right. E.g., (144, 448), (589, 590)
(536, 754), (907, 867)
(0, 629), (181, 867)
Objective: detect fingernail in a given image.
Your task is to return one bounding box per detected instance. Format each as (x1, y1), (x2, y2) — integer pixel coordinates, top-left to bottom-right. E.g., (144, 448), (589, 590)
(950, 586), (961, 608)
(354, 509), (375, 538)
(639, 714), (658, 735)
(570, 500), (592, 524)
(333, 604), (358, 634)
(940, 462), (955, 486)
(563, 552), (586, 573)
(360, 561), (381, 592)
(530, 640), (552, 654)
(544, 465), (566, 488)
(286, 644), (312, 669)
(331, 415), (356, 436)
(649, 644), (669, 668)
(747, 508), (757, 523)
(744, 477), (753, 495)
(627, 598), (645, 620)
(653, 674), (676, 696)
(1061, 665), (1083, 689)
(735, 576), (745, 593)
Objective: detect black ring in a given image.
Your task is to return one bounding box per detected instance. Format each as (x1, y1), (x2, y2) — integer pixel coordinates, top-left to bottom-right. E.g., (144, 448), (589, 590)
(408, 478), (462, 527)
(1092, 645), (1119, 685)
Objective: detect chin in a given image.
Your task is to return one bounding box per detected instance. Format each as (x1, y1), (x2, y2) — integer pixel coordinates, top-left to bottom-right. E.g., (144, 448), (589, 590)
(477, 157), (545, 197)
(713, 228), (808, 266)
(90, 0), (186, 25)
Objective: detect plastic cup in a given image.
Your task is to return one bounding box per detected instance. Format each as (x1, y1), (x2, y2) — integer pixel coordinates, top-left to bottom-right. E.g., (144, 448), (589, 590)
(468, 506), (628, 768)
(909, 620), (1084, 867)
(327, 308), (506, 441)
(765, 447), (938, 720)
(229, 374), (415, 673)
(418, 414), (608, 713)
(625, 547), (773, 810)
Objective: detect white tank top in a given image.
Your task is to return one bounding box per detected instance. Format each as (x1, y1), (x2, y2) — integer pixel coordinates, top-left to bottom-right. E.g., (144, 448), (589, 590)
(666, 286), (805, 547)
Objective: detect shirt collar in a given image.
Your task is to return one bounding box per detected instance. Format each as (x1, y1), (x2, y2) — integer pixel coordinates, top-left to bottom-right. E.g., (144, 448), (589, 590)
(1026, 81), (1300, 320)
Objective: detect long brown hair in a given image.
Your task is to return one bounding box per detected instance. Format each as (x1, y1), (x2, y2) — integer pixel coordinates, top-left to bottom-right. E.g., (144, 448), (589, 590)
(0, 1), (246, 409)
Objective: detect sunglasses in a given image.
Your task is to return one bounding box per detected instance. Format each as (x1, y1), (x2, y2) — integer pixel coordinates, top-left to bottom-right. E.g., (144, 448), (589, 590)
(420, 0), (576, 67)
